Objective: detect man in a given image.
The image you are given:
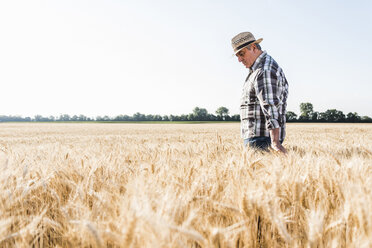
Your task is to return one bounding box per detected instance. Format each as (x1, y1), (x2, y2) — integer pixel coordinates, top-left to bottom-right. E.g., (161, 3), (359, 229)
(231, 32), (288, 153)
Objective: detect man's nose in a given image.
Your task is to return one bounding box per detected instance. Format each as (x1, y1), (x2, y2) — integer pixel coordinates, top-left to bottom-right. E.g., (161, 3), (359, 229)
(237, 56), (242, 62)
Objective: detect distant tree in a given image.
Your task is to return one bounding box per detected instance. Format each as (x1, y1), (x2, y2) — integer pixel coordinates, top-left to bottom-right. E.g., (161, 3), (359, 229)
(34, 115), (52, 122)
(34, 115), (43, 122)
(162, 115), (169, 121)
(187, 113), (195, 121)
(96, 115), (110, 121)
(286, 111), (297, 122)
(192, 107), (208, 121)
(361, 116), (372, 123)
(114, 115), (123, 121)
(216, 107), (229, 120)
(311, 111), (319, 121)
(0, 115), (28, 122)
(299, 102), (314, 121)
(58, 114), (71, 121)
(172, 115), (181, 121)
(231, 114), (240, 121)
(208, 114), (218, 121)
(346, 112), (361, 122)
(122, 115), (131, 121)
(317, 112), (326, 122)
(179, 114), (188, 121)
(114, 115), (130, 121)
(146, 114), (154, 121)
(78, 115), (87, 121)
(322, 109), (345, 122)
(133, 112), (146, 121)
(224, 114), (231, 121)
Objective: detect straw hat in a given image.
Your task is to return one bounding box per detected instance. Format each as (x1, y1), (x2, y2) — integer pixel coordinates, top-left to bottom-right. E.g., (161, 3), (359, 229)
(231, 32), (263, 55)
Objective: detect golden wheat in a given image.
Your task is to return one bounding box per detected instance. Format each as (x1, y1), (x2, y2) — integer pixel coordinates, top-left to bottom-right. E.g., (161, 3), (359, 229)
(0, 123), (371, 247)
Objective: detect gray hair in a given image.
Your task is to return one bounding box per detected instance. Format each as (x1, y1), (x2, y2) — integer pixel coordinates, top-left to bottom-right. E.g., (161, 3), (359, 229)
(247, 43), (262, 50)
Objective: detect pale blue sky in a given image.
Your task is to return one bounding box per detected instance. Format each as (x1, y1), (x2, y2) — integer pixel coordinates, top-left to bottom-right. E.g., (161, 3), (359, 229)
(0, 0), (371, 117)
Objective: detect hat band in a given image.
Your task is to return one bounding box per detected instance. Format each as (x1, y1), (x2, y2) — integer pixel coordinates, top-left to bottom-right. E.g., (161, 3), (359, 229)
(235, 40), (255, 51)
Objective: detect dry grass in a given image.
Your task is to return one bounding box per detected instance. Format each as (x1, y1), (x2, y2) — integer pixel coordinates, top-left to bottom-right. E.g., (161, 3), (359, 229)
(0, 123), (371, 247)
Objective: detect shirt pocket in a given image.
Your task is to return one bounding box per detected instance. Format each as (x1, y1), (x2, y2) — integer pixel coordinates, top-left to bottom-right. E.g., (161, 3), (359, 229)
(240, 101), (255, 120)
(240, 82), (256, 120)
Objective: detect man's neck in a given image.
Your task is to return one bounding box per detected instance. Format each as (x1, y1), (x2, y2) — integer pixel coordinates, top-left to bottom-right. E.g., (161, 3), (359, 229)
(249, 50), (265, 71)
(254, 50), (263, 62)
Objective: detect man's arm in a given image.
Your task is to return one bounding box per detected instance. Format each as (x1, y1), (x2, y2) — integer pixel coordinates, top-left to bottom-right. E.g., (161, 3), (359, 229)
(269, 128), (287, 154)
(255, 70), (287, 154)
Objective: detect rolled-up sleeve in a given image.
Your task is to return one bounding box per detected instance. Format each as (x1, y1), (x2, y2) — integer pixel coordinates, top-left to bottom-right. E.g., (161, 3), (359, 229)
(254, 69), (282, 130)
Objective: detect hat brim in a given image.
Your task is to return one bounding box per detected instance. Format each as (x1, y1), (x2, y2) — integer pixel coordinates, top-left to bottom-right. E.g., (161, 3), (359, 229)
(233, 38), (263, 55)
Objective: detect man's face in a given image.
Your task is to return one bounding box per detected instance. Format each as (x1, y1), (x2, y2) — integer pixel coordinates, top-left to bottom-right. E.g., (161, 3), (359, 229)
(236, 46), (256, 68)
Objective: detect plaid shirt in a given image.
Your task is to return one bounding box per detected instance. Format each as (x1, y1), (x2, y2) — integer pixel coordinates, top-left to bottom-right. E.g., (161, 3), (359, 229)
(240, 51), (289, 140)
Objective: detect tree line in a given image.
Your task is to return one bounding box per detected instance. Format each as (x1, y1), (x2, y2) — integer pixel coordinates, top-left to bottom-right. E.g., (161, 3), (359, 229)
(0, 104), (370, 122)
(286, 103), (372, 123)
(0, 107), (239, 122)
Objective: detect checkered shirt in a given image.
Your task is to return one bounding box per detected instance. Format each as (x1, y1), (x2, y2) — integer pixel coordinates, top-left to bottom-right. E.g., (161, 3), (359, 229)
(240, 51), (289, 140)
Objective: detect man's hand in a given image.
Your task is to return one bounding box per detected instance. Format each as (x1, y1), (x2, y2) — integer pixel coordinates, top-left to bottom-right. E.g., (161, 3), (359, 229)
(271, 141), (287, 154)
(269, 128), (287, 154)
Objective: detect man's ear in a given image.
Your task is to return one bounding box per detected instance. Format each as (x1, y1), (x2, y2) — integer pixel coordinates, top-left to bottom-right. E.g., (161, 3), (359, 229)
(251, 44), (257, 51)
(248, 45), (256, 51)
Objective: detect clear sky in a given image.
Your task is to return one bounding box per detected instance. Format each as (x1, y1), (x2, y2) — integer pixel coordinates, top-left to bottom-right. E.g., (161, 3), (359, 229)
(0, 0), (371, 118)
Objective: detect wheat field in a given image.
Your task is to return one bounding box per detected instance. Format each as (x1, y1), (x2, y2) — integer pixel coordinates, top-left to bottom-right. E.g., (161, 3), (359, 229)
(0, 123), (371, 247)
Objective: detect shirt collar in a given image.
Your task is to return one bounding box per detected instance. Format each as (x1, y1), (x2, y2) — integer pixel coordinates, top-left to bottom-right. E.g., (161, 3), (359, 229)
(249, 51), (267, 73)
